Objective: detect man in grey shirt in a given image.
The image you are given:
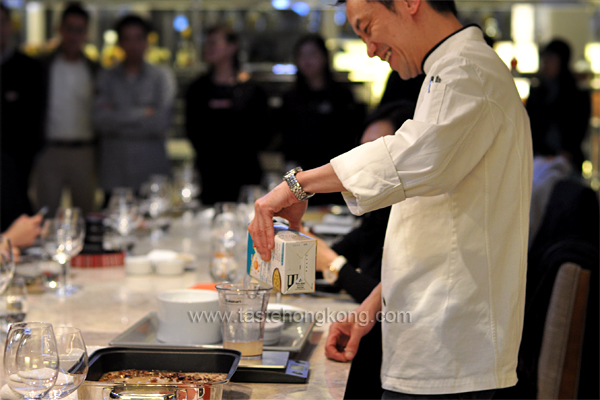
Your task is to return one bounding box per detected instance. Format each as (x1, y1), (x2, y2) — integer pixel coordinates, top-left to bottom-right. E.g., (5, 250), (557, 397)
(35, 2), (99, 216)
(93, 14), (175, 199)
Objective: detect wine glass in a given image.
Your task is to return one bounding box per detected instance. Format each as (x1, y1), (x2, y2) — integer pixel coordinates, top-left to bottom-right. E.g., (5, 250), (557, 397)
(41, 208), (85, 297)
(0, 236), (15, 295)
(210, 203), (245, 283)
(105, 188), (139, 252)
(43, 326), (88, 399)
(174, 162), (201, 209)
(140, 175), (172, 237)
(3, 322), (59, 399)
(0, 277), (28, 337)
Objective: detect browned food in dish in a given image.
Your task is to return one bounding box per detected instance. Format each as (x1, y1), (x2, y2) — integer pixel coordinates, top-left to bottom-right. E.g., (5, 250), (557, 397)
(98, 370), (228, 384)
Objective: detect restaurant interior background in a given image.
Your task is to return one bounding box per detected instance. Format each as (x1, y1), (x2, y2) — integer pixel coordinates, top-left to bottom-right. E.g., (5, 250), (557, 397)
(5, 0), (600, 191)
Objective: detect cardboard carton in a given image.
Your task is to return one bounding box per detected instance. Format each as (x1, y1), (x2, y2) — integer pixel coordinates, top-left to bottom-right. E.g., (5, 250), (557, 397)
(247, 224), (316, 294)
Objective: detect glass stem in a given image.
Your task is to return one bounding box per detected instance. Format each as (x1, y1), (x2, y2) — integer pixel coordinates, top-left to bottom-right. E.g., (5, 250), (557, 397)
(61, 259), (70, 289)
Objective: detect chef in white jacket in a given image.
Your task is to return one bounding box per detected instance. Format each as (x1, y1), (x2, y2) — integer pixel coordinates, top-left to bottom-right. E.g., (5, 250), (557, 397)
(249, 0), (533, 398)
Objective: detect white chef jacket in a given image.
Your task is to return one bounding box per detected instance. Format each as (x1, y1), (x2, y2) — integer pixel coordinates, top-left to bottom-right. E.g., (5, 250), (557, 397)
(330, 26), (533, 395)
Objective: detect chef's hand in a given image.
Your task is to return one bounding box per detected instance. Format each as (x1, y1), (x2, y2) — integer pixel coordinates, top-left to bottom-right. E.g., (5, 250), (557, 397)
(248, 182), (308, 261)
(325, 311), (374, 362)
(325, 283), (381, 362)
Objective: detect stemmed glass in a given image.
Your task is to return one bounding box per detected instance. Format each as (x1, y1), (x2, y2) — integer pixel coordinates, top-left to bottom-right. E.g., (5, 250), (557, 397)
(43, 326), (88, 399)
(174, 162), (201, 209)
(105, 188), (139, 252)
(210, 202), (245, 283)
(41, 208), (85, 297)
(140, 175), (172, 237)
(0, 236), (16, 295)
(3, 322), (59, 399)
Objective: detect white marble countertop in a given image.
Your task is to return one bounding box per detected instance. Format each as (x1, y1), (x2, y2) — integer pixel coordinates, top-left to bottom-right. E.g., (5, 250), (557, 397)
(9, 215), (358, 399)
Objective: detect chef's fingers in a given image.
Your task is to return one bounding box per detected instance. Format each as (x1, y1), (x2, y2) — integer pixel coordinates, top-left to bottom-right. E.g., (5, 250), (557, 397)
(248, 204), (273, 261)
(325, 322), (352, 362)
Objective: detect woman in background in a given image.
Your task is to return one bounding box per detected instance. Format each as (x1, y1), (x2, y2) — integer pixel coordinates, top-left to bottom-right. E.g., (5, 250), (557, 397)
(278, 34), (363, 205)
(185, 26), (270, 205)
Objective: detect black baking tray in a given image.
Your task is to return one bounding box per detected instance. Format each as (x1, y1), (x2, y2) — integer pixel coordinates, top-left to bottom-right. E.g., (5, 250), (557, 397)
(86, 347), (241, 382)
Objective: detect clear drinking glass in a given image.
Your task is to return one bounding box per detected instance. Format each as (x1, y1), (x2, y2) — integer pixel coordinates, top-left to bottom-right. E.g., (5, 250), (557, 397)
(210, 203), (245, 283)
(0, 277), (28, 336)
(43, 326), (88, 399)
(41, 208), (85, 297)
(3, 322), (59, 399)
(0, 236), (16, 295)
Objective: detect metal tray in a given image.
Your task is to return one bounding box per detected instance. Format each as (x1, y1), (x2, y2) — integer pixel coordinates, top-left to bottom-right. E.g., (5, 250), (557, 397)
(110, 308), (315, 353)
(81, 347), (241, 400)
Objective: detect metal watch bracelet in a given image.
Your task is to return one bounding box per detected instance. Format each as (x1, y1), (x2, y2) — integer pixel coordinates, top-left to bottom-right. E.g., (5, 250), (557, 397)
(283, 167), (315, 201)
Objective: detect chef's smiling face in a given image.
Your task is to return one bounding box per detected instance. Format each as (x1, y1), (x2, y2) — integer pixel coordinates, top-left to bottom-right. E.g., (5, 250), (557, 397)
(345, 0), (422, 80)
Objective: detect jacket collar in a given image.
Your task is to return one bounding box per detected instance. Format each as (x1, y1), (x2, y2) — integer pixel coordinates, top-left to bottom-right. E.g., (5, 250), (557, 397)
(421, 24), (482, 75)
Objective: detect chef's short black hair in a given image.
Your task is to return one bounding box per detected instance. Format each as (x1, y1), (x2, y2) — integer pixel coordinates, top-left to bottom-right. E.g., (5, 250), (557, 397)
(336, 0), (457, 17)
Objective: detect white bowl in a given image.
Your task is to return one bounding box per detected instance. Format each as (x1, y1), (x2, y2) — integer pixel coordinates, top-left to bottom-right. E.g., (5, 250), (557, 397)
(156, 289), (221, 345)
(155, 259), (185, 275)
(125, 256), (153, 275)
(263, 319), (284, 345)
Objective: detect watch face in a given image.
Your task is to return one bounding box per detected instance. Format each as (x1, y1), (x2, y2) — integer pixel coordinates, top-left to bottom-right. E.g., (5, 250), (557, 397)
(323, 267), (337, 284)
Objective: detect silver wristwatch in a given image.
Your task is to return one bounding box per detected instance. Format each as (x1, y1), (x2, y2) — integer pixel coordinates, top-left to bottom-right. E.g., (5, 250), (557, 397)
(283, 167), (315, 201)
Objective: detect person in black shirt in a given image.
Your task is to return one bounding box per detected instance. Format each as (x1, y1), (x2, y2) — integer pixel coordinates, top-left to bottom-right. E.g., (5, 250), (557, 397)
(526, 39), (591, 175)
(0, 4), (45, 230)
(279, 34), (363, 205)
(185, 26), (270, 205)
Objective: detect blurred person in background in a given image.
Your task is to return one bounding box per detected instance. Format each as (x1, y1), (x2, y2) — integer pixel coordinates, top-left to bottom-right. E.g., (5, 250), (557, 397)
(2, 213), (43, 249)
(0, 4), (45, 231)
(33, 2), (99, 216)
(185, 25), (270, 205)
(278, 34), (363, 205)
(1, 213), (43, 262)
(526, 38), (591, 176)
(93, 15), (175, 201)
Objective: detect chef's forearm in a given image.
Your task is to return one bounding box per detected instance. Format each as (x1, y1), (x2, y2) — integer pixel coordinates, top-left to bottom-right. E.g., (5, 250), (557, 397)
(296, 164), (347, 194)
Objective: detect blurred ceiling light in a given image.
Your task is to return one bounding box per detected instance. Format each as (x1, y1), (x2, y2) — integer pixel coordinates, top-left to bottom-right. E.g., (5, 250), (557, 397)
(173, 15), (189, 33)
(292, 2), (310, 17)
(511, 4), (538, 74)
(272, 0), (290, 10)
(494, 41), (515, 70)
(514, 42), (538, 74)
(484, 17), (498, 39)
(25, 1), (41, 12)
(103, 30), (118, 45)
(333, 39), (391, 106)
(5, 0), (22, 7)
(513, 77), (531, 101)
(334, 10), (346, 26)
(585, 43), (600, 74)
(511, 4), (534, 43)
(272, 64), (297, 75)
